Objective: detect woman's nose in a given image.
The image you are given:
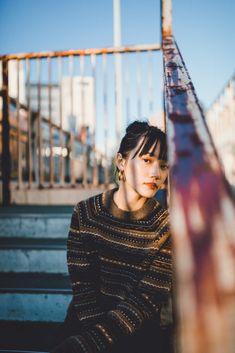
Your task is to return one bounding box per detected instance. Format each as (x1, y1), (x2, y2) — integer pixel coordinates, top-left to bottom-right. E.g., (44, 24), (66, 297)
(150, 164), (161, 179)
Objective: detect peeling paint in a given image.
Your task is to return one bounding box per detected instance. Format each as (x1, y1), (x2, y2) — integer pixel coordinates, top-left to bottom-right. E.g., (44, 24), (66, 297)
(163, 35), (235, 353)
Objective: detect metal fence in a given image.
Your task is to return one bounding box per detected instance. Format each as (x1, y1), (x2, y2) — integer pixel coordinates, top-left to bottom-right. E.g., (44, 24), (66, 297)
(0, 44), (162, 203)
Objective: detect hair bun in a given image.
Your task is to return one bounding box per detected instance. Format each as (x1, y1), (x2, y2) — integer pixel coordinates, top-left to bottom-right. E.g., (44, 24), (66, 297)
(126, 120), (149, 134)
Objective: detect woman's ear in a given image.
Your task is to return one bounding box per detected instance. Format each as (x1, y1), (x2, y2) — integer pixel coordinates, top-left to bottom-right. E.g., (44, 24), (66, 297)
(116, 153), (126, 171)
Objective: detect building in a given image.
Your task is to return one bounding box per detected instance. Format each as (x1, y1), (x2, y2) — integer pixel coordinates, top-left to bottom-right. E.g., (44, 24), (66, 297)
(206, 74), (235, 188)
(0, 60), (26, 111)
(28, 76), (94, 134)
(61, 76), (94, 133)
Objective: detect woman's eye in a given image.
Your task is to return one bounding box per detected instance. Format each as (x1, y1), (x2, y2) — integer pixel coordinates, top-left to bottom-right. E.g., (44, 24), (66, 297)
(160, 164), (168, 170)
(143, 159), (150, 163)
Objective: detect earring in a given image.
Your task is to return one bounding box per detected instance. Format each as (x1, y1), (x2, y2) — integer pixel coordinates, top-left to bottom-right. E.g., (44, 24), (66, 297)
(118, 170), (126, 182)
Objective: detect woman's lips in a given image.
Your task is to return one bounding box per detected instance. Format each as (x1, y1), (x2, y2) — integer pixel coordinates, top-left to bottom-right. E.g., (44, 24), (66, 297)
(144, 182), (157, 190)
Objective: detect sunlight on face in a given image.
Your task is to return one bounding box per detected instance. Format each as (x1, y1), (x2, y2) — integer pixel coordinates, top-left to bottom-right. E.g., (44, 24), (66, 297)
(121, 137), (169, 199)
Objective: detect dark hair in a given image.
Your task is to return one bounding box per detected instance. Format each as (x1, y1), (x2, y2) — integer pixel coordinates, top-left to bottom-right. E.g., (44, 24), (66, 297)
(117, 120), (167, 161)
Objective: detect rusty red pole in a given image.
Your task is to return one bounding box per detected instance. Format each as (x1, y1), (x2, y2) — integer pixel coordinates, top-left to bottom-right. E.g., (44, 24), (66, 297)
(161, 0), (172, 40)
(163, 35), (235, 353)
(1, 59), (11, 206)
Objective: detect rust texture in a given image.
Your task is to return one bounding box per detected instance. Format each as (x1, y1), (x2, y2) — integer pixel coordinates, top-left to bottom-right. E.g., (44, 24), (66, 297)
(0, 43), (161, 61)
(163, 36), (235, 353)
(26, 58), (32, 187)
(1, 60), (11, 205)
(161, 0), (172, 38)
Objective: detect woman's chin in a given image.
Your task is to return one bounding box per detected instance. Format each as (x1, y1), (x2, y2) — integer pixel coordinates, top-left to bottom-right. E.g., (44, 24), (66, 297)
(139, 187), (158, 198)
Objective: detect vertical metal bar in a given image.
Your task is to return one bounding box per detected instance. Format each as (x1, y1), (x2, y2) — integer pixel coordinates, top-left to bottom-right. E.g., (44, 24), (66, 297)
(58, 56), (65, 185)
(69, 55), (75, 186)
(80, 54), (85, 128)
(91, 54), (98, 186)
(80, 54), (87, 186)
(26, 58), (32, 187)
(48, 56), (54, 186)
(37, 58), (43, 187)
(1, 59), (11, 206)
(161, 0), (172, 39)
(113, 0), (123, 143)
(136, 52), (142, 119)
(70, 132), (75, 186)
(114, 52), (123, 144)
(124, 51), (130, 126)
(148, 50), (154, 117)
(16, 59), (22, 189)
(102, 53), (109, 185)
(69, 55), (74, 131)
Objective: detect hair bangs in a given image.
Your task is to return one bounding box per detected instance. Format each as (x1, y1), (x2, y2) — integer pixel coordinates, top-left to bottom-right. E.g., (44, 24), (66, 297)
(132, 128), (167, 160)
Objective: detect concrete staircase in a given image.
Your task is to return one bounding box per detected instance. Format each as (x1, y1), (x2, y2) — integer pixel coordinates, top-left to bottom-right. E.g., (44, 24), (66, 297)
(0, 206), (73, 352)
(0, 192), (168, 352)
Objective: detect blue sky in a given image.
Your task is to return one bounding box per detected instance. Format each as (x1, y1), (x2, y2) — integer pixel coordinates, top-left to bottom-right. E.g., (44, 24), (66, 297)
(0, 0), (234, 110)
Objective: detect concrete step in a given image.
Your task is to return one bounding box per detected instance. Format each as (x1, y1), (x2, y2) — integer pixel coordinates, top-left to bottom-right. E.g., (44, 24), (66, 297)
(0, 207), (74, 352)
(0, 238), (67, 273)
(0, 237), (67, 249)
(0, 206), (73, 214)
(0, 292), (71, 322)
(0, 206), (72, 239)
(0, 273), (72, 322)
(0, 273), (71, 292)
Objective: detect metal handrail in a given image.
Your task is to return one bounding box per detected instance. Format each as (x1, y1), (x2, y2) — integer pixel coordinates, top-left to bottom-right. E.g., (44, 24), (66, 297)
(0, 43), (161, 60)
(162, 34), (235, 353)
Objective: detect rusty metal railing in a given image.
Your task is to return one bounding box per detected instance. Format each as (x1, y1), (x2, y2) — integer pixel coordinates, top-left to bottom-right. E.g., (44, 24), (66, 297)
(0, 44), (162, 205)
(160, 2), (235, 353)
(162, 4), (235, 351)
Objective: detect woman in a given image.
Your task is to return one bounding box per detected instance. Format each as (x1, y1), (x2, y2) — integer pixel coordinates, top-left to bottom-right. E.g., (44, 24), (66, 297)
(52, 120), (172, 353)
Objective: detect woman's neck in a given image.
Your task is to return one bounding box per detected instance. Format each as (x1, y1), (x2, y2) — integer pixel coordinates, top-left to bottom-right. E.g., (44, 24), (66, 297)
(113, 183), (147, 212)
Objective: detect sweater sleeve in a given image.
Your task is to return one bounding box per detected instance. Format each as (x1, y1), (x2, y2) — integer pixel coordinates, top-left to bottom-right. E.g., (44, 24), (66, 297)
(59, 217), (172, 353)
(67, 205), (106, 328)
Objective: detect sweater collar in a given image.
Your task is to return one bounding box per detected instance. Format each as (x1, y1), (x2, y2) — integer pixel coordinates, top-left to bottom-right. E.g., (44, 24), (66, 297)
(102, 188), (157, 221)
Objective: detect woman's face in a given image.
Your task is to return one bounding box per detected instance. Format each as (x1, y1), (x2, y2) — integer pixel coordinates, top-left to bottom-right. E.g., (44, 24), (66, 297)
(118, 138), (169, 199)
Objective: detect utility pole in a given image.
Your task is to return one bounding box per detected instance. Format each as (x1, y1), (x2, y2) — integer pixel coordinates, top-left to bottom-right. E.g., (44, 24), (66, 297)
(161, 0), (172, 39)
(113, 0), (123, 143)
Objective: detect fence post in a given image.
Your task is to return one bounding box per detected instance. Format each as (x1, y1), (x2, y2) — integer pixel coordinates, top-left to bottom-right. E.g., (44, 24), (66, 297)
(1, 59), (11, 206)
(161, 0), (172, 40)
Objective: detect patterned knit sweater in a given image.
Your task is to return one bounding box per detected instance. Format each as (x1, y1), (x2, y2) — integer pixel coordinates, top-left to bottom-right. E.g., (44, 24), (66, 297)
(60, 188), (172, 353)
